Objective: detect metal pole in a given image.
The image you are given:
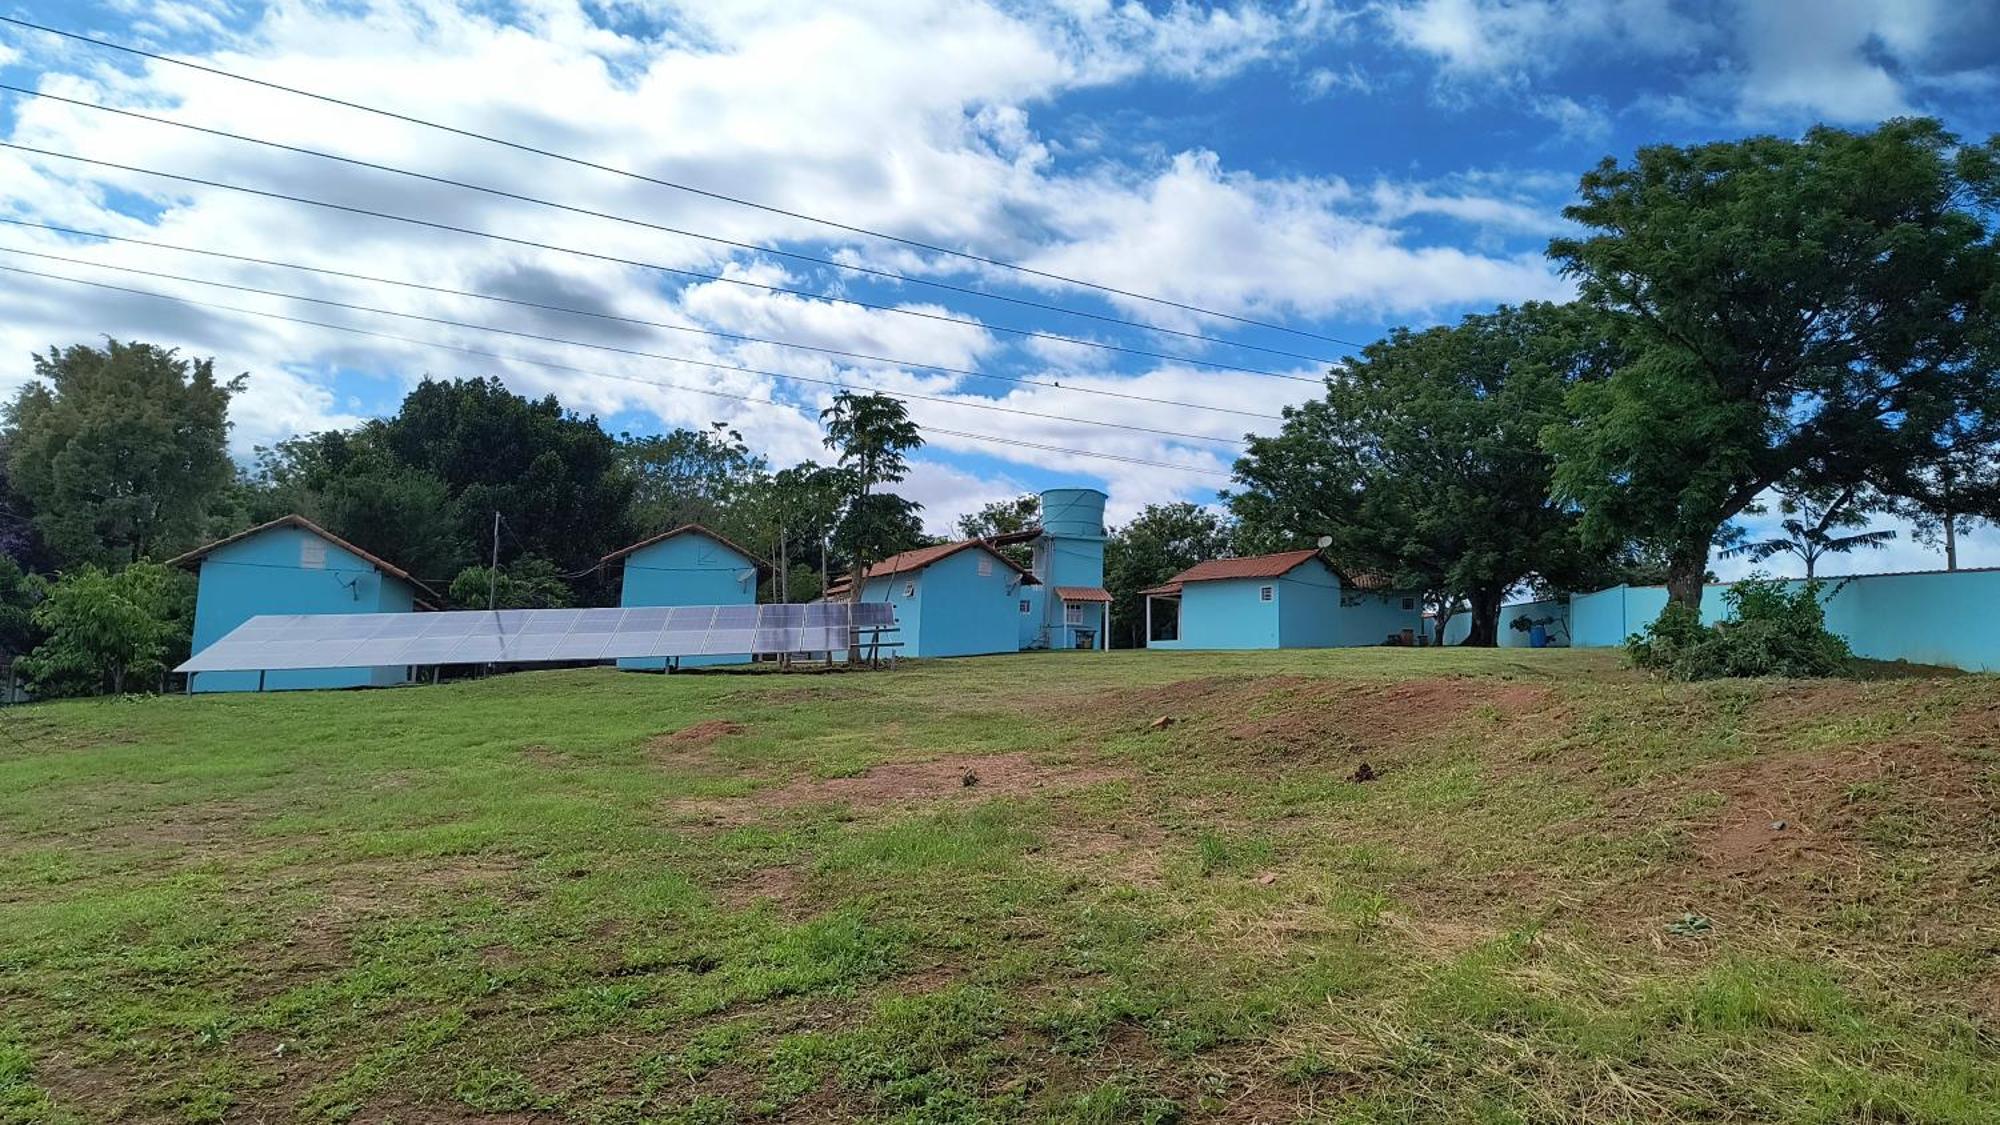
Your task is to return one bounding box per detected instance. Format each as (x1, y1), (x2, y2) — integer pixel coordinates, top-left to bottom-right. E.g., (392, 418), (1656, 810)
(487, 510), (501, 610)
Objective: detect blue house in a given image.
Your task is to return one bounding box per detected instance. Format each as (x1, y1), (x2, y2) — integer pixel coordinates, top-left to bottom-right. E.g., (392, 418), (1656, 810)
(172, 515), (437, 693)
(1010, 487), (1111, 651)
(1142, 549), (1424, 650)
(838, 539), (1039, 658)
(601, 524), (765, 669)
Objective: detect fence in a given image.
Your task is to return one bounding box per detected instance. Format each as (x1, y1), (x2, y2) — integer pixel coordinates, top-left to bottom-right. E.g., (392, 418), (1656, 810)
(1567, 568), (2000, 672)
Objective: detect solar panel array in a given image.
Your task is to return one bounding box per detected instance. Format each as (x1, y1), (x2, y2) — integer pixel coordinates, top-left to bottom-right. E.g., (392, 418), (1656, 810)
(176, 602), (898, 673)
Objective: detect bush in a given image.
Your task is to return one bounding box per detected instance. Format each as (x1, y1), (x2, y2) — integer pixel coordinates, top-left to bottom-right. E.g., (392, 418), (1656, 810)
(1627, 576), (1850, 681)
(16, 563), (194, 697)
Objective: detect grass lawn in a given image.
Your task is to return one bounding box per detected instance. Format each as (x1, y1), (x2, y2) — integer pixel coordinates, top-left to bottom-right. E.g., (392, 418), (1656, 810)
(2, 648), (1997, 1123)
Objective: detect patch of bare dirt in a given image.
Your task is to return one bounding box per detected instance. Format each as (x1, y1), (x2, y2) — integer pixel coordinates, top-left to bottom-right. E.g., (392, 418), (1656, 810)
(653, 719), (745, 747)
(1037, 825), (1168, 888)
(717, 863), (809, 912)
(676, 752), (1129, 826)
(1120, 675), (1556, 761)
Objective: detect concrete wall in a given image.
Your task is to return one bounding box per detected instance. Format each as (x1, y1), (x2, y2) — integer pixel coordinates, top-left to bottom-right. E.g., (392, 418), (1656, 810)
(616, 531), (759, 669)
(1151, 578), (1281, 649)
(1566, 571), (2000, 672)
(865, 546), (1021, 658)
(189, 525), (416, 693)
(1443, 597), (1574, 647)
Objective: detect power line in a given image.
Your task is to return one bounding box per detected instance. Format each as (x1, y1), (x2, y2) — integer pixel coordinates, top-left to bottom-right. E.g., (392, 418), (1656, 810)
(1, 265), (1239, 479)
(0, 141), (1323, 384)
(0, 83), (1341, 367)
(0, 217), (1286, 421)
(0, 13), (1363, 349)
(0, 246), (1253, 448)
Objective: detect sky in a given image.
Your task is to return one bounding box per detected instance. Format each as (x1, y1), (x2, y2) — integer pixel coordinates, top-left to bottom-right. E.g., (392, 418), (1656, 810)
(1, 0), (1997, 578)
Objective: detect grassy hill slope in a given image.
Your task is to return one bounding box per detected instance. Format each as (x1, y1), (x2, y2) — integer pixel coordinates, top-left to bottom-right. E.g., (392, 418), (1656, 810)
(1, 649), (1997, 1123)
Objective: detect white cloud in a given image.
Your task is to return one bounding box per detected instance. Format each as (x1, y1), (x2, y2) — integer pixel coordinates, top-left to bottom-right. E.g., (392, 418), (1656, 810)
(1380, 0), (1700, 83)
(1, 0), (1567, 525)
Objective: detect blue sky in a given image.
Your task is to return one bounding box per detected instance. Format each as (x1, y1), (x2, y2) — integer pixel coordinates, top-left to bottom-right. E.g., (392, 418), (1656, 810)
(2, 0), (1997, 576)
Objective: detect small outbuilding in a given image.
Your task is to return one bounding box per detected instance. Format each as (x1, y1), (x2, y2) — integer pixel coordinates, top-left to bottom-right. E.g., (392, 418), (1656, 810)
(1141, 549), (1424, 650)
(836, 538), (1039, 658)
(601, 524), (766, 669)
(172, 515), (438, 693)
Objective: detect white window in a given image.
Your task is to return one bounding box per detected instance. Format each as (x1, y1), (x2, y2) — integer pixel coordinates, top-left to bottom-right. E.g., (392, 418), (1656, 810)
(902, 581), (916, 598)
(1259, 585), (1274, 602)
(300, 539), (327, 570)
(1065, 602), (1085, 625)
(978, 555), (994, 577)
(1019, 599), (1032, 614)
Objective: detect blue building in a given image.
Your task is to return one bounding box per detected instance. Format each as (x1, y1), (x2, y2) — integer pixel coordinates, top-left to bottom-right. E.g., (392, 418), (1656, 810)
(1142, 549), (1424, 650)
(601, 524), (765, 669)
(838, 539), (1039, 658)
(172, 515), (437, 693)
(1011, 487), (1111, 651)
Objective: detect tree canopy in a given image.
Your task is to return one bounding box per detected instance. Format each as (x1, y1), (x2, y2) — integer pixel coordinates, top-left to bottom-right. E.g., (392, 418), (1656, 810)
(1231, 302), (1614, 644)
(1547, 118), (2000, 608)
(4, 341), (242, 568)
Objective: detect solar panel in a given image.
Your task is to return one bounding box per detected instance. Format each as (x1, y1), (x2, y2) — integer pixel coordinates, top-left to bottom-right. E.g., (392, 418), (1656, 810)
(176, 601), (898, 673)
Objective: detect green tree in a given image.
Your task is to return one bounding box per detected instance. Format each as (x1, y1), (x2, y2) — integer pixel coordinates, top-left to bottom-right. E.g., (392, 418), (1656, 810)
(1231, 302), (1611, 645)
(1547, 119), (2000, 610)
(1719, 487), (1895, 578)
(248, 431), (461, 580)
(620, 423), (767, 537)
(0, 555), (40, 659)
(1103, 502), (1236, 648)
(733, 463), (851, 601)
(3, 341), (243, 567)
(820, 392), (924, 612)
(956, 493), (1040, 567)
(1877, 412), (2000, 571)
(833, 492), (928, 574)
(447, 556), (574, 610)
(16, 562), (193, 697)
(376, 377), (636, 575)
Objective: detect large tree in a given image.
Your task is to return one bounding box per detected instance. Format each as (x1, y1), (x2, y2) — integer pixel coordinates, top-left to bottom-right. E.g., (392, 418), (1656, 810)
(619, 423), (767, 537)
(249, 430), (461, 580)
(373, 377), (636, 575)
(1548, 119), (2000, 609)
(820, 391), (923, 590)
(1718, 486), (1895, 578)
(1232, 302), (1613, 645)
(4, 341), (242, 568)
(1103, 502), (1236, 649)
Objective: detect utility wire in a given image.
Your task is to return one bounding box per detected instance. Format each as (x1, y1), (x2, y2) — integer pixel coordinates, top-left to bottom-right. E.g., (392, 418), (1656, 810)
(0, 246), (1252, 448)
(0, 141), (1323, 384)
(0, 217), (1286, 421)
(1, 265), (1238, 479)
(0, 14), (1362, 349)
(0, 84), (1342, 365)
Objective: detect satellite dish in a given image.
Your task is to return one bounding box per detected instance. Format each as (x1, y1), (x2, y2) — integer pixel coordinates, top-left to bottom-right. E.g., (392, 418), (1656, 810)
(1316, 535), (1333, 549)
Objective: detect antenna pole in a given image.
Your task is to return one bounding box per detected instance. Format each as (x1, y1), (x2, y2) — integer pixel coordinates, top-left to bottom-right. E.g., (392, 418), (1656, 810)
(488, 510), (501, 610)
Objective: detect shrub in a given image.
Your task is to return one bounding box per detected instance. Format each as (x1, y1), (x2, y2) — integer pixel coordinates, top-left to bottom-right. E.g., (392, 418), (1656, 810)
(16, 563), (194, 697)
(1627, 576), (1850, 681)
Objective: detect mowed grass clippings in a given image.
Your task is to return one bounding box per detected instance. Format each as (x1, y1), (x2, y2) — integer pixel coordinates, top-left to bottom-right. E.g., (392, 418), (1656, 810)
(0, 648), (1996, 1123)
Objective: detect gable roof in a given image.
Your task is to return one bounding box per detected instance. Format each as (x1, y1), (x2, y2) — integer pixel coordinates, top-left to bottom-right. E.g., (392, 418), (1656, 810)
(857, 538), (1040, 585)
(1137, 549), (1328, 597)
(600, 524), (770, 572)
(168, 515), (441, 601)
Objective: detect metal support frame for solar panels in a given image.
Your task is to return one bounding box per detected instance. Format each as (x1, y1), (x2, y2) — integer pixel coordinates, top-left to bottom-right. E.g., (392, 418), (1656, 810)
(175, 602), (902, 683)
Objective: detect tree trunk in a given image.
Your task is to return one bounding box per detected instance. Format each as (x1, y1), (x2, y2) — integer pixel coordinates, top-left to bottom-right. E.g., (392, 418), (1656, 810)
(1945, 514), (1958, 571)
(1664, 539), (1709, 611)
(1460, 586), (1503, 647)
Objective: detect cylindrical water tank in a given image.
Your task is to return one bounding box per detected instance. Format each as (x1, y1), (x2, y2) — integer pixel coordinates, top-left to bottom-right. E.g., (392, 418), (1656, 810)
(1039, 488), (1106, 540)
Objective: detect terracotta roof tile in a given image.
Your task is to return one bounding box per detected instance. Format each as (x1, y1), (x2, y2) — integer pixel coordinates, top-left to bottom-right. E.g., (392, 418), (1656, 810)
(1164, 549), (1326, 586)
(853, 538), (1040, 584)
(1053, 585), (1112, 603)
